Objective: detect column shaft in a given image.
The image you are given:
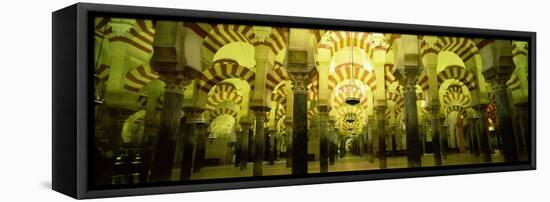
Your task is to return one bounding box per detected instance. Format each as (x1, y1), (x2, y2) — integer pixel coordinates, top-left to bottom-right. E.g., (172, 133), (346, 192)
(319, 106), (329, 173)
(476, 106), (492, 162)
(375, 106), (387, 169)
(150, 90), (184, 182)
(494, 83), (519, 162)
(193, 122), (207, 172)
(429, 105), (442, 166)
(404, 83), (421, 167)
(239, 122), (251, 170)
(252, 107), (269, 176)
(292, 92), (308, 174)
(285, 120), (293, 168)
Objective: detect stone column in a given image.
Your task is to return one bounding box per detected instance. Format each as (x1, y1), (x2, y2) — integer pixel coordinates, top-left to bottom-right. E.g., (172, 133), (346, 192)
(179, 107), (204, 180)
(483, 67), (519, 162)
(318, 106), (330, 173)
(251, 106), (270, 176)
(239, 119), (252, 170)
(402, 77), (422, 168)
(469, 117), (479, 157)
(428, 103), (442, 166)
(475, 105), (492, 162)
(466, 118), (475, 155)
(94, 107), (133, 185)
(149, 56), (194, 182)
(268, 129), (277, 165)
(440, 115), (448, 159)
(374, 106), (387, 169)
(367, 116), (375, 163)
(328, 118), (336, 165)
(340, 136), (346, 158)
(193, 121), (208, 173)
(288, 71), (310, 175)
(285, 119), (293, 168)
(515, 101), (529, 153)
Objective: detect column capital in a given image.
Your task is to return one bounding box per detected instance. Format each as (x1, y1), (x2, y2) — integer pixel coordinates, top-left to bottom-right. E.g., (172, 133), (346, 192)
(240, 117), (253, 127)
(251, 106), (271, 118)
(183, 107), (206, 123)
(287, 72), (311, 94)
(374, 105), (387, 119)
(396, 70), (421, 91)
(427, 102), (440, 117)
(482, 65), (515, 86)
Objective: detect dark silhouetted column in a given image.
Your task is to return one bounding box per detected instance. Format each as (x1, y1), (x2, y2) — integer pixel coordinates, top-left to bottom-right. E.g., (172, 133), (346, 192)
(319, 106), (329, 173)
(251, 106), (270, 176)
(180, 107), (204, 180)
(475, 104), (492, 162)
(239, 119), (252, 170)
(483, 66), (519, 162)
(428, 103), (442, 166)
(374, 105), (387, 169)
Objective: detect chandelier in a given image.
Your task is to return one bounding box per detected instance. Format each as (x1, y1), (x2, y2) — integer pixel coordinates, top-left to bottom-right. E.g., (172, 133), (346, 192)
(345, 32), (361, 105)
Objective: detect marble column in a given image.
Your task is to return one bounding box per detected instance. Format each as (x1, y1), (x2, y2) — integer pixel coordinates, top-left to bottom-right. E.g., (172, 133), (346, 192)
(193, 121), (208, 173)
(440, 115), (448, 159)
(367, 116), (375, 163)
(268, 129), (277, 165)
(470, 117), (480, 157)
(179, 107), (204, 180)
(239, 120), (252, 170)
(251, 106), (270, 176)
(515, 101), (529, 153)
(375, 106), (387, 169)
(288, 73), (310, 175)
(149, 75), (191, 182)
(475, 105), (492, 162)
(318, 106), (330, 173)
(428, 103), (442, 166)
(484, 67), (519, 162)
(94, 107), (133, 185)
(403, 78), (422, 168)
(362, 126), (369, 159)
(285, 119), (293, 168)
(328, 118), (336, 165)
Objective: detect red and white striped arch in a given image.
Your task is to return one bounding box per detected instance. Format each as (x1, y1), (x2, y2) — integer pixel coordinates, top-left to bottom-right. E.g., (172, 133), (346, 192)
(443, 85), (471, 107)
(387, 91), (404, 115)
(272, 83), (289, 108)
(202, 24), (254, 57)
(337, 106), (365, 131)
(420, 36), (479, 63)
(123, 65), (159, 93)
(437, 65), (477, 91)
(95, 64), (110, 82)
(209, 106), (239, 120)
(249, 27), (288, 56)
(331, 84), (368, 108)
(266, 62), (290, 91)
(95, 18), (155, 54)
(445, 105), (466, 116)
(328, 63), (376, 92)
(206, 83), (243, 110)
(184, 22), (216, 38)
(198, 59), (255, 93)
(317, 31), (372, 58)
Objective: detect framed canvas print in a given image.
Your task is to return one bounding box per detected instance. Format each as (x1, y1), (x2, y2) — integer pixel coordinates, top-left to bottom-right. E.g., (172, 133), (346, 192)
(52, 3), (536, 199)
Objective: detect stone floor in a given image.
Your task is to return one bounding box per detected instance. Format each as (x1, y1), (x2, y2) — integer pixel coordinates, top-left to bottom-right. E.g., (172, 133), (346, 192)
(169, 152), (506, 181)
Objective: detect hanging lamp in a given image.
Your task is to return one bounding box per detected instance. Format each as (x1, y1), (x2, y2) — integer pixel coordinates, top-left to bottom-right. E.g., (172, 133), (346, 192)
(345, 32), (361, 105)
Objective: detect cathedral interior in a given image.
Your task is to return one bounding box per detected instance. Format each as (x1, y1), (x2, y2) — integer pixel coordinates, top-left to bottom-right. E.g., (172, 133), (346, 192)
(92, 17), (531, 185)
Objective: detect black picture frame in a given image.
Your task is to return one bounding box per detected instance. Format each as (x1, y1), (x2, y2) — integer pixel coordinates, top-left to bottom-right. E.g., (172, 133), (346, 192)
(52, 2), (536, 199)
